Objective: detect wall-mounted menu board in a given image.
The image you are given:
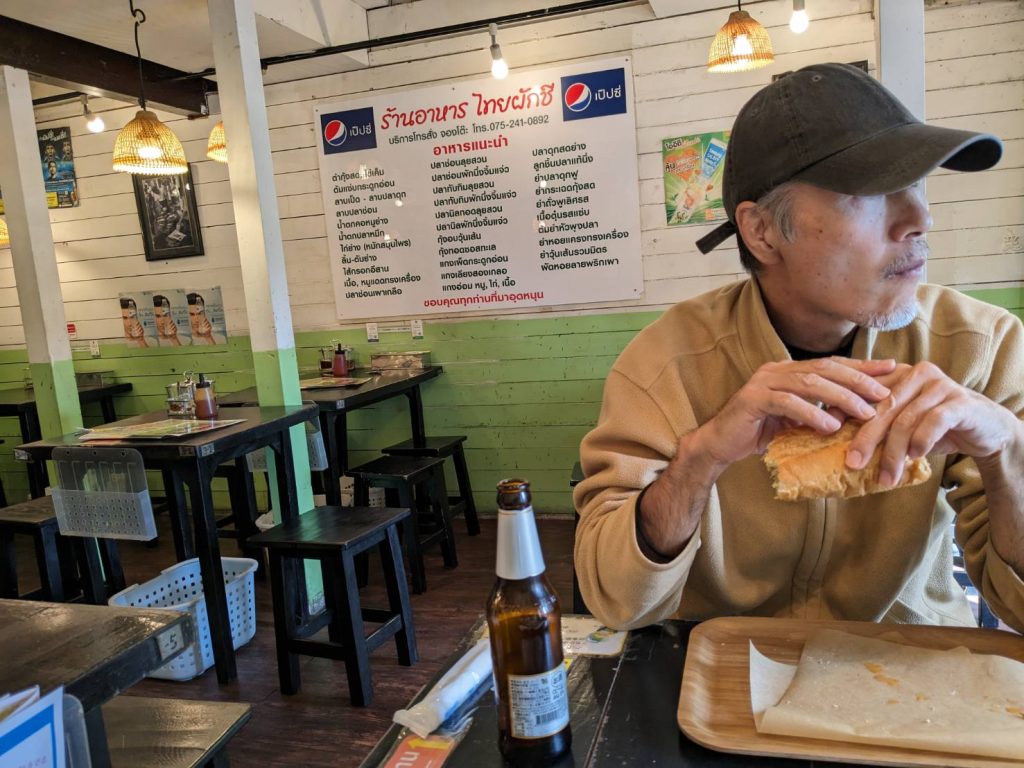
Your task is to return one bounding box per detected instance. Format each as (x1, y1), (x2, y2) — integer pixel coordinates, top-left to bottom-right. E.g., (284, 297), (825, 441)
(314, 57), (643, 319)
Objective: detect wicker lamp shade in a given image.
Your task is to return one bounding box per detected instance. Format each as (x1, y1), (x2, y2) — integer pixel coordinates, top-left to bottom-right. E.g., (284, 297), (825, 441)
(112, 109), (188, 175)
(206, 120), (228, 163)
(708, 9), (774, 73)
(0, 219), (9, 247)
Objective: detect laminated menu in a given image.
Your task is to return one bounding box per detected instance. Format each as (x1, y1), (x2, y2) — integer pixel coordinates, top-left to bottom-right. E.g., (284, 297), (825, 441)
(749, 629), (1024, 760)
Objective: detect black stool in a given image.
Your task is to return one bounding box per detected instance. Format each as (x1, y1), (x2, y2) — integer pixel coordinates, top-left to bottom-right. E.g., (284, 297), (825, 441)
(382, 436), (480, 536)
(348, 454), (458, 594)
(0, 496), (125, 604)
(250, 506), (417, 706)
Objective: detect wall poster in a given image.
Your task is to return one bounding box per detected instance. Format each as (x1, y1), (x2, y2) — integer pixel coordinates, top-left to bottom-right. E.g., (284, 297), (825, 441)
(119, 286), (226, 347)
(314, 57), (643, 319)
(0, 126), (79, 213)
(663, 131), (729, 227)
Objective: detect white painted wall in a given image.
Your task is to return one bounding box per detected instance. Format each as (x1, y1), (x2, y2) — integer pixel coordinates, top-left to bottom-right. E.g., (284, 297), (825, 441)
(7, 0), (1021, 348)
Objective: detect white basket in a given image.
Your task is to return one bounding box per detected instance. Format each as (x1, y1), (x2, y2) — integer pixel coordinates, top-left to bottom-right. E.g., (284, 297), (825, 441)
(109, 557), (258, 681)
(246, 423), (329, 473)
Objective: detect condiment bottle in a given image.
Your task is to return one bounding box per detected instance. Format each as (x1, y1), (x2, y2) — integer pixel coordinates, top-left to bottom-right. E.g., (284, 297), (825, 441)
(332, 343), (348, 377)
(486, 478), (571, 763)
(194, 373), (218, 419)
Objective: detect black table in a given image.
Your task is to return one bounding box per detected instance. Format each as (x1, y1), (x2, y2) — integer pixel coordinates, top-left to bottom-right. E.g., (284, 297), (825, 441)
(0, 382), (133, 498)
(362, 620), (866, 768)
(0, 598), (193, 768)
(14, 405), (317, 684)
(221, 366), (442, 506)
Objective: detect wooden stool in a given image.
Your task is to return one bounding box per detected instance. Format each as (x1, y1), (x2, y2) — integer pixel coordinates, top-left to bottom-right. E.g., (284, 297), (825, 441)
(381, 436), (480, 536)
(249, 506), (418, 706)
(103, 696), (251, 768)
(348, 454), (458, 594)
(0, 496), (125, 604)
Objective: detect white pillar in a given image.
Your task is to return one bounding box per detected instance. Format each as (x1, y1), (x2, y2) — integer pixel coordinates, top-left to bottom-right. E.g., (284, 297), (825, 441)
(0, 66), (82, 438)
(875, 0), (925, 120)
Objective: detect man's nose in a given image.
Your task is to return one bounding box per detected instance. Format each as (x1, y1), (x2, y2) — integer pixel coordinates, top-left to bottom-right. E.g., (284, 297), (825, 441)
(890, 186), (932, 241)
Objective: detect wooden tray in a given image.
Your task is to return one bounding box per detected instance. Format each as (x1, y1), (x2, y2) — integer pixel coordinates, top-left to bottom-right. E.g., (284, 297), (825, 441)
(678, 616), (1024, 767)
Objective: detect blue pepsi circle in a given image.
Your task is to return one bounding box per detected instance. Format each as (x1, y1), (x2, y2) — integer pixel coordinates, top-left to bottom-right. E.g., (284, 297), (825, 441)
(564, 83), (592, 112)
(324, 119), (348, 146)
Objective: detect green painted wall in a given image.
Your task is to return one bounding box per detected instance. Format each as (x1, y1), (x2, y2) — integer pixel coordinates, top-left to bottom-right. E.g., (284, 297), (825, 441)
(0, 284), (1017, 513)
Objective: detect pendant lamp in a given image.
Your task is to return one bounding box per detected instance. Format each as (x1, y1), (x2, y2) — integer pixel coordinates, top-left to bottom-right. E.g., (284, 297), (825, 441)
(0, 219), (9, 248)
(112, 1), (188, 174)
(708, 1), (774, 73)
(206, 120), (228, 163)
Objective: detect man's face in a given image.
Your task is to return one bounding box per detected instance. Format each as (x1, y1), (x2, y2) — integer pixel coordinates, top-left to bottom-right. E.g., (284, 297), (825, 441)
(62, 141), (72, 156)
(44, 144), (55, 160)
(770, 181), (932, 332)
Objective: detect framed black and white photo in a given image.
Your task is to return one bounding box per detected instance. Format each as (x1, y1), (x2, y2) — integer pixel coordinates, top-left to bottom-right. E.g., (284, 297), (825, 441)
(132, 164), (204, 260)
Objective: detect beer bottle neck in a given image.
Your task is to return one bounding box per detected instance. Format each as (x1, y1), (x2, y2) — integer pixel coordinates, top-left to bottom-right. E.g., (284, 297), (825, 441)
(495, 505), (545, 580)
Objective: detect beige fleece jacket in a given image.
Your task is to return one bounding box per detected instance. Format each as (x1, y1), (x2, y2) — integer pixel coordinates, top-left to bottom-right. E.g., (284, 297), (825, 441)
(574, 279), (1024, 633)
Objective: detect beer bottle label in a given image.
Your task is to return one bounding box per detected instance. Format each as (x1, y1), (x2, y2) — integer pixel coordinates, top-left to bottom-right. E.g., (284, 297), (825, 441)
(506, 664), (570, 739)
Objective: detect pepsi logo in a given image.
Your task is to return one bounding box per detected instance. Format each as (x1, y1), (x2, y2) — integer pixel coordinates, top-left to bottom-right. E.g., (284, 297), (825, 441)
(324, 119), (348, 147)
(564, 83), (592, 113)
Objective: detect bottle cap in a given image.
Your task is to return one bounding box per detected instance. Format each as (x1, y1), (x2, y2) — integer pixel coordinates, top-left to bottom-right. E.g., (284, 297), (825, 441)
(196, 373), (209, 388)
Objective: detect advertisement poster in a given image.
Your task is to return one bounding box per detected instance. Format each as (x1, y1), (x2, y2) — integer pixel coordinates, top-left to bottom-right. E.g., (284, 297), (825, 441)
(145, 289), (192, 347)
(663, 131), (729, 227)
(120, 287), (226, 347)
(0, 126), (79, 213)
(314, 57), (643, 319)
(119, 292), (158, 348)
(186, 287), (228, 345)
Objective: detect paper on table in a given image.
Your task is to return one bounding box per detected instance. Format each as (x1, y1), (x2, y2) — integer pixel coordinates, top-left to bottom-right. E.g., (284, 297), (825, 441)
(562, 616), (627, 657)
(393, 639), (493, 738)
(749, 629), (1024, 761)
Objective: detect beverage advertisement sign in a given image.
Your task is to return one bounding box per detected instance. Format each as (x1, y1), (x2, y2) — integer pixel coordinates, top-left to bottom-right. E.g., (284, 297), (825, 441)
(315, 57), (642, 319)
(663, 131), (730, 227)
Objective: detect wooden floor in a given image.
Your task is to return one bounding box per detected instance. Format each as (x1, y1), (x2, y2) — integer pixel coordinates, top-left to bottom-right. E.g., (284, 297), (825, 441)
(12, 508), (576, 767)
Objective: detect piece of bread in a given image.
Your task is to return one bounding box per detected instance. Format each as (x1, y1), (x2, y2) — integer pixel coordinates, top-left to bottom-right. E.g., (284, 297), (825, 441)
(763, 421), (932, 501)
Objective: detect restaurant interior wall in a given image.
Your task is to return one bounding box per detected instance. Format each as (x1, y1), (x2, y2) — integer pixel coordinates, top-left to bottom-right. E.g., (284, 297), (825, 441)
(0, 0), (1019, 510)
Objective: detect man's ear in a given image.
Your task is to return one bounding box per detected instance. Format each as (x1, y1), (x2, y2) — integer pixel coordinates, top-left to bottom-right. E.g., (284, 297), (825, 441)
(735, 201), (781, 267)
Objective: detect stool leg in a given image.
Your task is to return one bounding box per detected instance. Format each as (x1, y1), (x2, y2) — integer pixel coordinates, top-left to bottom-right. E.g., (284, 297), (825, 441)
(452, 447), (480, 536)
(354, 477), (370, 507)
(337, 552), (373, 706)
(398, 483), (425, 594)
(0, 531), (18, 598)
(321, 558), (344, 644)
(432, 472), (458, 569)
(268, 551), (301, 694)
(162, 468), (195, 561)
(73, 538), (106, 605)
(100, 539), (126, 595)
(35, 528), (65, 601)
(227, 464), (263, 567)
(380, 525), (417, 666)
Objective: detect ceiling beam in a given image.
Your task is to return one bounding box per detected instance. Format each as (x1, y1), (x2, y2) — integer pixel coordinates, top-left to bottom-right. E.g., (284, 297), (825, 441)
(0, 16), (216, 116)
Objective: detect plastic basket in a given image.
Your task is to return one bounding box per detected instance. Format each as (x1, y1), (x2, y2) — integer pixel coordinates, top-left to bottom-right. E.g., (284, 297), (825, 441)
(109, 557), (258, 681)
(246, 422), (328, 472)
(51, 446), (156, 541)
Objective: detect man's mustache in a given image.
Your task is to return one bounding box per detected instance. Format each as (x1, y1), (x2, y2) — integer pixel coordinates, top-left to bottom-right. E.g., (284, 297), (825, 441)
(884, 240), (929, 277)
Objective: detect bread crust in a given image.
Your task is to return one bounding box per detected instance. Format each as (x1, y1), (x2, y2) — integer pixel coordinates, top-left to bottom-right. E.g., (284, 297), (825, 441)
(764, 421), (932, 501)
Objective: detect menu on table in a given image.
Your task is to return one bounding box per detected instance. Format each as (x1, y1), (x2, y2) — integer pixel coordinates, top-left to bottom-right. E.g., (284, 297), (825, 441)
(77, 418), (245, 440)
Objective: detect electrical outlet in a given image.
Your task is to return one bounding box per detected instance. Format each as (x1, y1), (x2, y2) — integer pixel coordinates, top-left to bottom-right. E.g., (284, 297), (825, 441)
(366, 322), (379, 342)
(88, 340), (101, 357)
(411, 319), (424, 339)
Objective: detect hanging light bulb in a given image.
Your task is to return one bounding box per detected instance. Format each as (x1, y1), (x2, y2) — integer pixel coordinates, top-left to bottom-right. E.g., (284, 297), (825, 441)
(489, 23), (509, 80)
(207, 120), (228, 163)
(790, 0), (810, 34)
(0, 218), (9, 248)
(707, 1), (774, 73)
(111, 1), (188, 174)
(82, 95), (105, 133)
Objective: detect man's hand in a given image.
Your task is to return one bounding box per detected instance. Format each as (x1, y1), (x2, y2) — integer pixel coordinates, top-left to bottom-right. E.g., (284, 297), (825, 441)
(847, 362), (1021, 485)
(698, 357), (895, 466)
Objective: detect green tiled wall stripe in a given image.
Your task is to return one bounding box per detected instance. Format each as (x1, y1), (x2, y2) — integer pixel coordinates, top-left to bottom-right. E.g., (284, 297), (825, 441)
(0, 287), (1018, 512)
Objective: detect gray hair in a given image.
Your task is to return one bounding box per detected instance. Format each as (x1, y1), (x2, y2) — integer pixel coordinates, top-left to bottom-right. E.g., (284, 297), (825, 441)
(736, 180), (799, 273)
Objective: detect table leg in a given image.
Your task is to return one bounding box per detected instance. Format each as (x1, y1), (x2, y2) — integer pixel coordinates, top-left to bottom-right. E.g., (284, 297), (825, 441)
(162, 468), (195, 561)
(336, 411), (349, 479)
(273, 427), (309, 621)
(20, 410), (46, 498)
(321, 412), (341, 507)
(84, 706), (113, 768)
(404, 386), (426, 449)
(99, 395), (117, 423)
(183, 461), (237, 683)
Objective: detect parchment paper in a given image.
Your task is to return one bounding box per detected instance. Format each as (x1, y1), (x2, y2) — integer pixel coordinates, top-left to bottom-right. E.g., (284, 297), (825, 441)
(749, 629), (1024, 760)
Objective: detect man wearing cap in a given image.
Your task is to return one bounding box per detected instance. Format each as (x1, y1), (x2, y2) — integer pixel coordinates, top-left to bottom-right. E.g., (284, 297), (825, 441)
(574, 64), (1024, 633)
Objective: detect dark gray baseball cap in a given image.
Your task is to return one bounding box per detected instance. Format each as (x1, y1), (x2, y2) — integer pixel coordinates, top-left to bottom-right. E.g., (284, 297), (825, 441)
(695, 63), (1003, 254)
